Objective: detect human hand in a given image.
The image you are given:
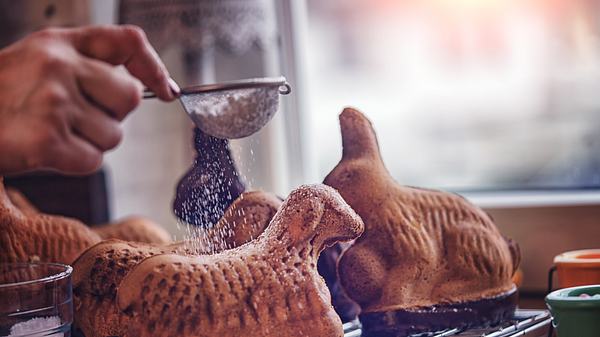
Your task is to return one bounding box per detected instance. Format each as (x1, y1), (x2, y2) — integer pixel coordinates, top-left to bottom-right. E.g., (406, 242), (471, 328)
(0, 25), (179, 175)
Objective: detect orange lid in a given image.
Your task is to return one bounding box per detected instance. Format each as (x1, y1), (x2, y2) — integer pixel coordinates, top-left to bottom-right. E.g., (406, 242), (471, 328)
(554, 249), (600, 264)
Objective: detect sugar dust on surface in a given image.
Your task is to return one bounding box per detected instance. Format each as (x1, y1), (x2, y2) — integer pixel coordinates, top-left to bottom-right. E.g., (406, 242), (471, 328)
(175, 134), (259, 255)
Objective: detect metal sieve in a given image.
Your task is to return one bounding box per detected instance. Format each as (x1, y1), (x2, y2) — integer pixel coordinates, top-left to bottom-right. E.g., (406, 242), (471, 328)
(144, 76), (291, 139)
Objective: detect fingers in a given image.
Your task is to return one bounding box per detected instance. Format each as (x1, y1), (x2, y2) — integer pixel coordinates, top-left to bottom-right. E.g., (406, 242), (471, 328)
(35, 102), (123, 175)
(39, 104), (119, 175)
(44, 133), (103, 175)
(77, 58), (142, 121)
(66, 25), (179, 101)
(71, 104), (123, 152)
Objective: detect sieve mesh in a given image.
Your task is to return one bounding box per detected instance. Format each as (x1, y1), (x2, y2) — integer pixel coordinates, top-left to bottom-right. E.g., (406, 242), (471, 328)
(179, 86), (279, 139)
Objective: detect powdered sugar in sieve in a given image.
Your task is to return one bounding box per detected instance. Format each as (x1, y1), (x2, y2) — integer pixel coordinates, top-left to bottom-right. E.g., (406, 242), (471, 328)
(180, 86), (279, 139)
(144, 76), (291, 139)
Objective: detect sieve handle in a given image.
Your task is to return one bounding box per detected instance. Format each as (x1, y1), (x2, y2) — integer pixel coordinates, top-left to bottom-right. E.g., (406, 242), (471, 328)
(278, 82), (292, 95)
(142, 76), (291, 99)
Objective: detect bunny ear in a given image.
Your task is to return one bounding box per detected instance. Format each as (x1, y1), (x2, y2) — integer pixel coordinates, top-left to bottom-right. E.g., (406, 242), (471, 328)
(340, 108), (382, 161)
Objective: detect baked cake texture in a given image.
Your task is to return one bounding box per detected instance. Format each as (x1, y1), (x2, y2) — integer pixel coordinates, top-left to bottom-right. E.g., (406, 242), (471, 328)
(72, 190), (282, 337)
(6, 186), (172, 245)
(324, 108), (520, 315)
(318, 242), (361, 322)
(73, 184), (363, 337)
(194, 190), (282, 253)
(0, 178), (101, 264)
(92, 216), (172, 244)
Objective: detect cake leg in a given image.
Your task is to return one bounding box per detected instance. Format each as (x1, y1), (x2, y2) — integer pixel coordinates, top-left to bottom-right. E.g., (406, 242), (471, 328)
(338, 245), (386, 308)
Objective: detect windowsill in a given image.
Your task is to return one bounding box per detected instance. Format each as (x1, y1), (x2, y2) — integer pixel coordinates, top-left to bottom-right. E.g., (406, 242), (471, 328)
(461, 190), (600, 209)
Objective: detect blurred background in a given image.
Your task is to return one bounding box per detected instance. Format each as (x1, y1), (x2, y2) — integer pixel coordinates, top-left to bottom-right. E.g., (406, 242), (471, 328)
(1, 0), (600, 295)
(306, 0), (600, 190)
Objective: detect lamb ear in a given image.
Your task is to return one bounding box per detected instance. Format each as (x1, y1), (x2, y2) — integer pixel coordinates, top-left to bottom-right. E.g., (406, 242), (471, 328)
(340, 107), (382, 161)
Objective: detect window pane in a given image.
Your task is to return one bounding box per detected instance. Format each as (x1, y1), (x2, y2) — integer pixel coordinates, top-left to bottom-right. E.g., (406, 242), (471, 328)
(305, 0), (600, 190)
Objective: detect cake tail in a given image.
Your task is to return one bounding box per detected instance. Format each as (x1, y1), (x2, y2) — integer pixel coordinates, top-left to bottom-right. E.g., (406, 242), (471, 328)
(505, 236), (521, 276)
(340, 108), (382, 161)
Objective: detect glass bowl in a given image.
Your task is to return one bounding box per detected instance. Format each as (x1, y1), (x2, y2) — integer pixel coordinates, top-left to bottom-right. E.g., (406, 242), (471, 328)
(0, 263), (73, 337)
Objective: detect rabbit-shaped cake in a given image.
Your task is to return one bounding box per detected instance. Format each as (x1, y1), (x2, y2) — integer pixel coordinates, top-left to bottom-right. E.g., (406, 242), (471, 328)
(324, 108), (520, 335)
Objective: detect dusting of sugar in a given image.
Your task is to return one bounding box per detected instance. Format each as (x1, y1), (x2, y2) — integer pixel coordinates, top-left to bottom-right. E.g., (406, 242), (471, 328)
(174, 134), (260, 255)
(174, 82), (277, 254)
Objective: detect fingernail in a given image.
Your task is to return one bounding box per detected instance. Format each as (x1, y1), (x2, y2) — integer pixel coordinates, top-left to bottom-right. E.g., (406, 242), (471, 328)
(168, 77), (181, 98)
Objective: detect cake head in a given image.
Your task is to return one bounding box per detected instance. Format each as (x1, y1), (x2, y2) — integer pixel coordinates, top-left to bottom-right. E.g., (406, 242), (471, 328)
(264, 184), (364, 255)
(324, 108), (393, 219)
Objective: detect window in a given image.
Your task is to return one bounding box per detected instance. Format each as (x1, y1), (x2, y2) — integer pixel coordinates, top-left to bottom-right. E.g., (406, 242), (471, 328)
(301, 0), (600, 191)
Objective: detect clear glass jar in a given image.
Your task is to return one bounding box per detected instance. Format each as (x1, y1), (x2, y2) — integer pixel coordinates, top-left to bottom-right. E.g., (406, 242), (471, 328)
(0, 263), (73, 337)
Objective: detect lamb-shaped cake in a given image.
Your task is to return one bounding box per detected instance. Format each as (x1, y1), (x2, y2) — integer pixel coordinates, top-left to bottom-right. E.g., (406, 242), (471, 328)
(0, 178), (101, 264)
(72, 190), (282, 337)
(92, 216), (172, 244)
(5, 186), (173, 245)
(74, 184), (363, 337)
(1, 181), (172, 267)
(324, 108), (520, 336)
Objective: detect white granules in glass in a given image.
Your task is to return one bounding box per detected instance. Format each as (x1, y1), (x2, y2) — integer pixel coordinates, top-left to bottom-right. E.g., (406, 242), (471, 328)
(7, 316), (63, 337)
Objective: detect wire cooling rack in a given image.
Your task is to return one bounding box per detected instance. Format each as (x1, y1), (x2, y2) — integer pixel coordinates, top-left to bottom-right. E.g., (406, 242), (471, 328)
(343, 309), (552, 337)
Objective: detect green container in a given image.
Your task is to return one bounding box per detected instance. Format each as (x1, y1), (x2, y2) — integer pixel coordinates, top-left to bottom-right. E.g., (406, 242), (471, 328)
(545, 285), (600, 337)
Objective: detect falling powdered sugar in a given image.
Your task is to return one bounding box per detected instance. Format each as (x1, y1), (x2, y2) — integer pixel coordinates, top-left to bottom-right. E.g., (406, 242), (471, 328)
(173, 132), (266, 255)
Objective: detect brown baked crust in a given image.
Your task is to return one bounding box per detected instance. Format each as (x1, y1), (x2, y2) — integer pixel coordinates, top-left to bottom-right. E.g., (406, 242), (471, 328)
(75, 184), (363, 337)
(72, 239), (173, 337)
(325, 108), (520, 313)
(92, 216), (172, 244)
(0, 178), (101, 265)
(5, 187), (172, 245)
